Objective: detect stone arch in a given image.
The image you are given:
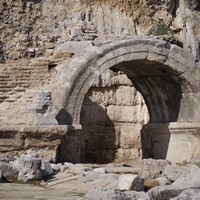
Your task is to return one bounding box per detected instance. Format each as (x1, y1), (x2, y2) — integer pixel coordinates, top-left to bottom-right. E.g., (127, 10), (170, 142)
(52, 38), (196, 126)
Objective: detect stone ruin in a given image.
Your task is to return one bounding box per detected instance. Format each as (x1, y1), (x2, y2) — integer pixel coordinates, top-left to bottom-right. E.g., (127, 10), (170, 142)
(1, 1), (200, 199)
(0, 0), (200, 166)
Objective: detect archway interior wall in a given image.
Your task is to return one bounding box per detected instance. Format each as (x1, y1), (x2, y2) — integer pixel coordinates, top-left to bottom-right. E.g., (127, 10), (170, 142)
(80, 69), (149, 163)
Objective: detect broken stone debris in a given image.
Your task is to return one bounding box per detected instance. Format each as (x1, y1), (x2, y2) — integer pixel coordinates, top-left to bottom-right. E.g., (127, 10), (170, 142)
(1, 157), (200, 199)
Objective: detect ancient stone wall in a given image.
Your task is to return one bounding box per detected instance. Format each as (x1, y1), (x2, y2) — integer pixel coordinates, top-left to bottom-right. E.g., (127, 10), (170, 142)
(80, 69), (149, 163)
(1, 0), (200, 62)
(0, 59), (50, 103)
(0, 126), (68, 162)
(0, 0), (200, 164)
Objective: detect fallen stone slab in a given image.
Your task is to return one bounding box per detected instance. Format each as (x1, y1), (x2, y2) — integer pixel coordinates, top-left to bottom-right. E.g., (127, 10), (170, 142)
(115, 174), (144, 191)
(138, 159), (171, 179)
(163, 164), (187, 182)
(148, 185), (185, 200)
(148, 165), (200, 199)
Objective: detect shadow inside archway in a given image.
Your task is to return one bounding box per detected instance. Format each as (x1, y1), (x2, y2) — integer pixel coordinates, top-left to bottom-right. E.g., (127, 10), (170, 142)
(57, 59), (184, 163)
(80, 96), (117, 164)
(112, 60), (183, 160)
(140, 122), (171, 160)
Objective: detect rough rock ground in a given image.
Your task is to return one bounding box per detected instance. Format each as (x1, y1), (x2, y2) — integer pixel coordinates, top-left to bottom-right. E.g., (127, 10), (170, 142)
(2, 158), (200, 200)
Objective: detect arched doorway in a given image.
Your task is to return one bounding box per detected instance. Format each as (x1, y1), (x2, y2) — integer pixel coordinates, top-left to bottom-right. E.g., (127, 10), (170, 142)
(53, 38), (198, 164)
(80, 69), (149, 163)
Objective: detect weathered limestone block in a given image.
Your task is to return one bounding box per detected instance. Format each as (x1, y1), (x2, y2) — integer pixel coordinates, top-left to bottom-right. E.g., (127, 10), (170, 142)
(149, 165), (200, 199)
(172, 165), (200, 188)
(120, 125), (142, 149)
(115, 174), (144, 191)
(138, 159), (171, 179)
(0, 161), (15, 179)
(148, 185), (185, 200)
(115, 86), (139, 106)
(87, 87), (117, 106)
(15, 157), (42, 182)
(106, 105), (141, 123)
(41, 160), (53, 177)
(92, 70), (133, 88)
(93, 168), (107, 174)
(163, 165), (187, 182)
(171, 189), (200, 200)
(115, 148), (141, 162)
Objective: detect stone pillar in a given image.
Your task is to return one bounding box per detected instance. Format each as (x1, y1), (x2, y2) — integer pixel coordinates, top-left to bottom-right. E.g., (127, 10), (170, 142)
(141, 122), (200, 164)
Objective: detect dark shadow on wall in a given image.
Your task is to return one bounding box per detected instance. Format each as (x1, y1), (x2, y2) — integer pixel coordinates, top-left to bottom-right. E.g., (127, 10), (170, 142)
(57, 96), (117, 164)
(141, 123), (171, 160)
(80, 96), (117, 164)
(112, 61), (183, 123)
(56, 108), (73, 125)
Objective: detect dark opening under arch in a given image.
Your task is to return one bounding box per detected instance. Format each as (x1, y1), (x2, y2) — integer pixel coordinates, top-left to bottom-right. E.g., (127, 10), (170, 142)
(53, 38), (195, 163)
